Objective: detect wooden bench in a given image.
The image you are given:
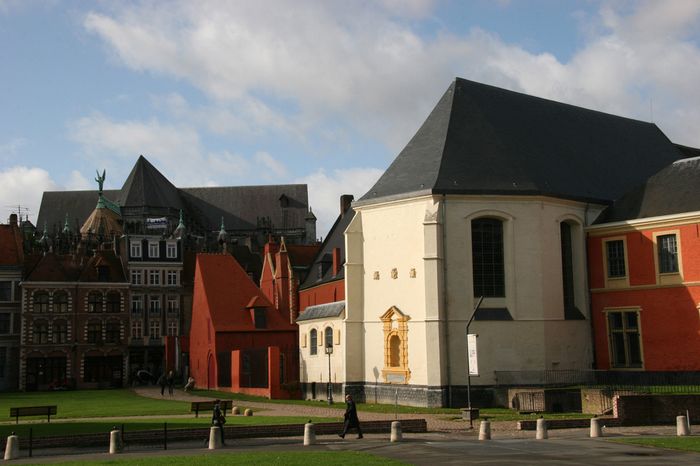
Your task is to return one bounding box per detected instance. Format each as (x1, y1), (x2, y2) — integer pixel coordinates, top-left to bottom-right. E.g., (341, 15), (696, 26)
(190, 400), (232, 418)
(10, 405), (57, 424)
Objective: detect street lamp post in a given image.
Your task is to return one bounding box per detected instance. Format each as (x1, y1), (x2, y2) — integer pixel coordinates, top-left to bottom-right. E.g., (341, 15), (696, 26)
(325, 344), (334, 405)
(465, 296), (484, 429)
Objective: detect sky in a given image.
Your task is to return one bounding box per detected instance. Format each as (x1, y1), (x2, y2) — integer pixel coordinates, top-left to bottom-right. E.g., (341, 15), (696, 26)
(1, 0), (700, 236)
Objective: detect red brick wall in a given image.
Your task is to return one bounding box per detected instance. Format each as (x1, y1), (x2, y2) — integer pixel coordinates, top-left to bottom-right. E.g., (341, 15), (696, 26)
(299, 280), (344, 314)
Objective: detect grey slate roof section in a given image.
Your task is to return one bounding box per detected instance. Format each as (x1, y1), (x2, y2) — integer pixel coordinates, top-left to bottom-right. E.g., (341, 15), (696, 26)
(594, 156), (700, 223)
(36, 156), (309, 234)
(358, 78), (683, 206)
(118, 155), (184, 209)
(299, 207), (354, 290)
(675, 144), (700, 159)
(474, 308), (513, 321)
(296, 301), (345, 322)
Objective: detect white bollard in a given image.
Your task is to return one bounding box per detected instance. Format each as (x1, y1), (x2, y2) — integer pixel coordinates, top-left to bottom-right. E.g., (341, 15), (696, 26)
(391, 420), (402, 442)
(244, 408), (253, 416)
(4, 433), (19, 460)
(589, 418), (602, 438)
(109, 428), (122, 454)
(303, 422), (316, 446)
(479, 420), (491, 440)
(209, 426), (222, 449)
(231, 406), (240, 415)
(535, 418), (548, 440)
(677, 416), (690, 436)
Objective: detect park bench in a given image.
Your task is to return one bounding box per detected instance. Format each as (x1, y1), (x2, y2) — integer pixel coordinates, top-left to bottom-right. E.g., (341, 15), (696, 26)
(190, 400), (232, 418)
(9, 405), (57, 424)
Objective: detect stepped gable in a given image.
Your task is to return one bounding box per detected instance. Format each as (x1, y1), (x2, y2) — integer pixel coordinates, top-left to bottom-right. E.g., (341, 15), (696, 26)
(358, 78), (683, 206)
(180, 184), (308, 231)
(195, 253), (295, 332)
(118, 155), (183, 210)
(595, 155), (700, 223)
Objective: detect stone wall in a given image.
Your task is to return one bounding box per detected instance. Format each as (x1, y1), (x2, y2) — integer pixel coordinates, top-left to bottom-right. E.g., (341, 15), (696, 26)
(613, 394), (700, 425)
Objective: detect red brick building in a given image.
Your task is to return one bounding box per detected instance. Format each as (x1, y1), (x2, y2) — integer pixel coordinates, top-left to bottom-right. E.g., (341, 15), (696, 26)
(189, 254), (298, 397)
(588, 155), (700, 371)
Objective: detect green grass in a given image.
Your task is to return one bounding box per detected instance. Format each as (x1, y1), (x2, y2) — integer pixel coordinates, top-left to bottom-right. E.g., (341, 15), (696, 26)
(0, 390), (192, 421)
(49, 451), (408, 466)
(0, 415), (337, 438)
(609, 436), (700, 452)
(472, 408), (592, 422)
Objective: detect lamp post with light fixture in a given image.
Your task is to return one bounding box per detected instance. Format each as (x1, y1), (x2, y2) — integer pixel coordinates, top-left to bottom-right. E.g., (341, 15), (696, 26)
(325, 343), (334, 405)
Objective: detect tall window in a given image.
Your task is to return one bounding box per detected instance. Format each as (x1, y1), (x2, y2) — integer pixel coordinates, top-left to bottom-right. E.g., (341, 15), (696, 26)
(166, 296), (179, 314)
(87, 322), (102, 343)
(131, 320), (143, 339)
(148, 242), (159, 258)
(106, 292), (121, 313)
(658, 234), (679, 274)
(608, 311), (642, 368)
(149, 270), (161, 286)
(149, 296), (161, 314)
(131, 270), (143, 285)
(310, 329), (318, 355)
(88, 292), (103, 313)
(471, 218), (505, 297)
(130, 240), (142, 258)
(606, 240), (626, 278)
(166, 242), (177, 258)
(106, 321), (120, 343)
(33, 322), (48, 344)
(324, 327), (333, 347)
(167, 320), (178, 336)
(131, 295), (143, 314)
(54, 291), (68, 313)
(166, 270), (178, 286)
(149, 320), (161, 339)
(53, 321), (67, 344)
(33, 292), (49, 312)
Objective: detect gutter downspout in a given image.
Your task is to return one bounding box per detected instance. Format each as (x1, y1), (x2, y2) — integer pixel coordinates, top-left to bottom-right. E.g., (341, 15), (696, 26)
(441, 195), (452, 407)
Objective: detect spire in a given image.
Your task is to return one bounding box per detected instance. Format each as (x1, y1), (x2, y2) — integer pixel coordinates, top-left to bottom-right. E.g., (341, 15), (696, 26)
(39, 222), (50, 252)
(63, 214), (71, 235)
(217, 216), (228, 243)
(174, 209), (186, 239)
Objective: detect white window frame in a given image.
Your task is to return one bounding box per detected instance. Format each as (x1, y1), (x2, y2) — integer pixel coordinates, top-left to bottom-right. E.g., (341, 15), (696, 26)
(149, 320), (161, 339)
(149, 270), (161, 286)
(131, 270), (143, 285)
(149, 296), (161, 314)
(166, 270), (178, 286)
(166, 295), (179, 313)
(166, 242), (177, 259)
(167, 320), (178, 336)
(130, 241), (142, 258)
(131, 295), (143, 313)
(131, 320), (143, 339)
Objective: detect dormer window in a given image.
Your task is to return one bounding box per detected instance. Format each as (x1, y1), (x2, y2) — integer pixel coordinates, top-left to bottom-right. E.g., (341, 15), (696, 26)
(279, 194), (289, 208)
(166, 242), (177, 259)
(148, 241), (160, 258)
(130, 240), (142, 258)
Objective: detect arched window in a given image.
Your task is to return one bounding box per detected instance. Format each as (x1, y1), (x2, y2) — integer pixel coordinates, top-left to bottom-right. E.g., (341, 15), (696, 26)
(87, 321), (102, 343)
(389, 334), (401, 367)
(310, 329), (318, 355)
(53, 320), (67, 344)
(324, 327), (333, 348)
(106, 292), (121, 313)
(560, 220), (585, 320)
(471, 218), (505, 297)
(53, 292), (68, 313)
(33, 321), (48, 343)
(33, 292), (49, 313)
(88, 292), (103, 313)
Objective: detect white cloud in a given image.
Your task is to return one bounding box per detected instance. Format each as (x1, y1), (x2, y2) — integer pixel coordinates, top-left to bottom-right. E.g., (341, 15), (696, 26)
(296, 167), (383, 237)
(65, 170), (92, 191)
(84, 1), (700, 150)
(0, 137), (27, 160)
(254, 151), (288, 179)
(0, 166), (57, 224)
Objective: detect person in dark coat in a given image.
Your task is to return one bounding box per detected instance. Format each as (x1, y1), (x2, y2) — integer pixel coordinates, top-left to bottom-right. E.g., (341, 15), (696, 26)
(339, 394), (363, 439)
(157, 373), (167, 396)
(211, 399), (226, 445)
(166, 370), (175, 396)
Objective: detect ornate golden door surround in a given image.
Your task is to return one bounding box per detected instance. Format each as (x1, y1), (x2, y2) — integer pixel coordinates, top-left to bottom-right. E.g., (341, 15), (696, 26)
(381, 306), (410, 384)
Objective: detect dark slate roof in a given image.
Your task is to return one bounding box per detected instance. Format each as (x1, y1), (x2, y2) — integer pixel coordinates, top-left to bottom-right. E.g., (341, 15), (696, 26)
(358, 78), (683, 206)
(296, 301), (345, 322)
(299, 207), (354, 290)
(594, 156), (700, 223)
(675, 144), (700, 159)
(37, 157), (309, 234)
(118, 155), (183, 209)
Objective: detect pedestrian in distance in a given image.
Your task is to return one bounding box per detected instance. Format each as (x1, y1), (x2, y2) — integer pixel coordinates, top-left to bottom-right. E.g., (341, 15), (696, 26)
(339, 394), (363, 439)
(212, 399), (226, 445)
(157, 372), (167, 396)
(184, 376), (195, 392)
(166, 370), (175, 396)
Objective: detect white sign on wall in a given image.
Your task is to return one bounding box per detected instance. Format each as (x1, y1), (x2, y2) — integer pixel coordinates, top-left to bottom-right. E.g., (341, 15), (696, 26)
(467, 333), (479, 376)
(146, 217), (168, 229)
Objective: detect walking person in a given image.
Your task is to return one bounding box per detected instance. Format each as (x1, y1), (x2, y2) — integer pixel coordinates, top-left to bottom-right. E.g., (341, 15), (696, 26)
(184, 376), (195, 392)
(338, 394), (363, 439)
(157, 372), (167, 396)
(166, 370), (175, 396)
(212, 399), (226, 445)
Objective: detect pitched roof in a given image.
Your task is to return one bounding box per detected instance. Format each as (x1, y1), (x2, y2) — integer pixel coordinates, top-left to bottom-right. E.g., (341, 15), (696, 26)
(296, 301), (345, 322)
(24, 253), (83, 282)
(358, 78), (683, 206)
(594, 156), (700, 223)
(0, 224), (23, 267)
(195, 253), (295, 332)
(118, 155), (183, 209)
(286, 244), (321, 268)
(300, 207), (354, 290)
(78, 250), (127, 282)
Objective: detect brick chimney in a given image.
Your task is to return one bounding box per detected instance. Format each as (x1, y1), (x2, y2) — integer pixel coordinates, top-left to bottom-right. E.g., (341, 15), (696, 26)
(9, 213), (18, 227)
(332, 247), (341, 276)
(340, 194), (354, 217)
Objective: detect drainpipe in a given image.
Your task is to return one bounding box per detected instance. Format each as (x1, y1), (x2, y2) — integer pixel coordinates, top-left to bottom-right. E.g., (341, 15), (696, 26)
(584, 203), (598, 370)
(441, 195), (452, 407)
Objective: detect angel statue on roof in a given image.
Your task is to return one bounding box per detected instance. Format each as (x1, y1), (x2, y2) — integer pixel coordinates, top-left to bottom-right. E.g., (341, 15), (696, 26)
(95, 169), (106, 194)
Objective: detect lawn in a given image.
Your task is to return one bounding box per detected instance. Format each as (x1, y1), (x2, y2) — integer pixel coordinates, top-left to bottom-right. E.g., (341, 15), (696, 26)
(0, 415), (338, 439)
(472, 408), (592, 422)
(609, 436), (700, 453)
(49, 451), (408, 465)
